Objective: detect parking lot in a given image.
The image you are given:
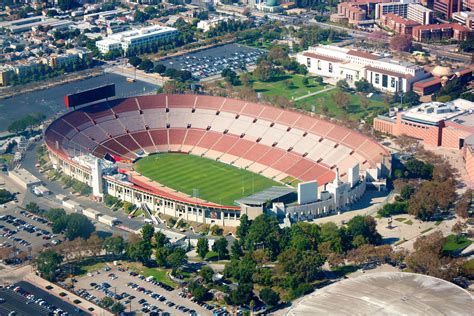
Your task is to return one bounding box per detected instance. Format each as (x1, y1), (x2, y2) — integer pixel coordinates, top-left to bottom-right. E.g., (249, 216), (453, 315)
(74, 265), (214, 315)
(0, 207), (63, 264)
(157, 43), (266, 80)
(1, 281), (86, 316)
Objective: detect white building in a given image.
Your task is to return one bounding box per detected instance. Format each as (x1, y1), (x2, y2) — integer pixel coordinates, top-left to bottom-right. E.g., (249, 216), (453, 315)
(453, 11), (474, 30)
(95, 25), (179, 54)
(407, 3), (433, 25)
(296, 45), (429, 93)
(197, 17), (228, 32)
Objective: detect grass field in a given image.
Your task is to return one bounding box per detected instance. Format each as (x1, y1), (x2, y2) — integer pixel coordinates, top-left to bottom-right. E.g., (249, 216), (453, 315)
(294, 87), (388, 121)
(134, 153), (280, 206)
(251, 74), (326, 100)
(443, 235), (472, 253)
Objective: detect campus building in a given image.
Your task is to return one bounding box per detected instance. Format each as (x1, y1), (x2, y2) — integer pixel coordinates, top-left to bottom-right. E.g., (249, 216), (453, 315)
(407, 3), (434, 25)
(434, 0), (462, 18)
(411, 23), (472, 41)
(296, 45), (429, 93)
(95, 25), (179, 54)
(453, 11), (474, 30)
(373, 99), (474, 184)
(379, 13), (421, 34)
(375, 0), (415, 19)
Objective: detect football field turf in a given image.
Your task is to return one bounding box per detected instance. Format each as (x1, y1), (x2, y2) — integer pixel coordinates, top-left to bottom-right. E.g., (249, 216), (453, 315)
(134, 153), (281, 206)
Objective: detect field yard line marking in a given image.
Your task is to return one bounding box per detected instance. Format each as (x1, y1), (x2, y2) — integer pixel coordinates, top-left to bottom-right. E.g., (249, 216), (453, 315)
(293, 85), (337, 101)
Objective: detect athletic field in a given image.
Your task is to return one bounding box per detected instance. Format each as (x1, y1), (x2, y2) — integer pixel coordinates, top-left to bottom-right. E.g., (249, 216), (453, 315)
(134, 153), (280, 206)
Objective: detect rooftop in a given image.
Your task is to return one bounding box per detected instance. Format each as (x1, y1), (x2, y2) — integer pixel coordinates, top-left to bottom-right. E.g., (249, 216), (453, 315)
(235, 186), (295, 206)
(401, 98), (474, 125)
(286, 272), (473, 315)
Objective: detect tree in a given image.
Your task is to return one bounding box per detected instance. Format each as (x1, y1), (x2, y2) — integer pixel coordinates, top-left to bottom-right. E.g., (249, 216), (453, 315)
(390, 34), (413, 52)
(140, 59), (154, 73)
(332, 91), (350, 111)
(188, 281), (209, 301)
(237, 214), (251, 240)
(254, 60), (280, 82)
(455, 190), (472, 219)
(155, 247), (170, 267)
(103, 236), (125, 257)
(111, 302), (125, 313)
(128, 56), (142, 67)
(260, 287), (280, 307)
(400, 184), (415, 200)
(226, 283), (254, 306)
(355, 78), (373, 93)
(346, 216), (381, 246)
(25, 202), (40, 213)
(302, 77), (310, 86)
(153, 64), (167, 74)
(154, 231), (169, 248)
(197, 238), (209, 259)
(403, 91), (420, 106)
(100, 296), (114, 308)
(245, 214), (283, 260)
(199, 266), (214, 283)
(277, 248), (325, 283)
(222, 68), (239, 85)
(36, 249), (63, 281)
(167, 247), (187, 270)
(406, 231), (464, 281)
(0, 189), (14, 204)
(231, 239), (244, 259)
(126, 240), (152, 264)
(141, 224), (155, 244)
(336, 80), (351, 92)
(65, 214), (95, 240)
(45, 208), (66, 222)
(162, 80), (187, 94)
(212, 237), (229, 260)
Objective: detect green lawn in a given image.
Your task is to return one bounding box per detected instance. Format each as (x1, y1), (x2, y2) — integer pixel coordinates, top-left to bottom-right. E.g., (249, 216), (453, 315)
(76, 262), (106, 276)
(251, 74), (326, 100)
(294, 87), (388, 121)
(134, 153), (280, 206)
(443, 235), (472, 253)
(137, 267), (176, 288)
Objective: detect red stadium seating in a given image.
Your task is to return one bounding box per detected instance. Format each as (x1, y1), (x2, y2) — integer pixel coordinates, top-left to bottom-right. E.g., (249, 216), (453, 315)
(45, 94), (389, 189)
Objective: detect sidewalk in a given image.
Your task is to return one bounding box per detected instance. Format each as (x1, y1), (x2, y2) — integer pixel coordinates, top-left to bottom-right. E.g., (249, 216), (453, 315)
(293, 85), (336, 101)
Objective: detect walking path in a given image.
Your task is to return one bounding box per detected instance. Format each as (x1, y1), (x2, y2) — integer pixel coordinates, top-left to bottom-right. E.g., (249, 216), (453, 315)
(293, 85), (336, 101)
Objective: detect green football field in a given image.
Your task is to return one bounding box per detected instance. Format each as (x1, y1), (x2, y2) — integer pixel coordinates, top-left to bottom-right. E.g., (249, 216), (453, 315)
(134, 153), (280, 206)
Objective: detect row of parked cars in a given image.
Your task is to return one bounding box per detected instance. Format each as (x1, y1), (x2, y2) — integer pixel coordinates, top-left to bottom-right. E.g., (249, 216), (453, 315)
(7, 284), (70, 316)
(127, 281), (196, 315)
(178, 291), (217, 312)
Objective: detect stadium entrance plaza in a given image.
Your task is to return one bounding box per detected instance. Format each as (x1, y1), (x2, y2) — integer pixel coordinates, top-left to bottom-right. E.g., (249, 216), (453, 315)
(311, 190), (457, 252)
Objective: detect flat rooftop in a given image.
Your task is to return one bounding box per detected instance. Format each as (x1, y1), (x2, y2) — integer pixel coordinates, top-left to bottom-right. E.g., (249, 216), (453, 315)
(235, 186), (295, 206)
(401, 98), (474, 125)
(286, 272), (474, 315)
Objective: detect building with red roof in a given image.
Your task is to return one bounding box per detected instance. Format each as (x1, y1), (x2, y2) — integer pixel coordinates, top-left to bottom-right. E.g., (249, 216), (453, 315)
(412, 22), (473, 41)
(379, 13), (421, 35)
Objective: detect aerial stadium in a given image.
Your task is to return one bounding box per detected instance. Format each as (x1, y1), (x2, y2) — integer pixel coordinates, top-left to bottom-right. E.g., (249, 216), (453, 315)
(44, 91), (390, 227)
